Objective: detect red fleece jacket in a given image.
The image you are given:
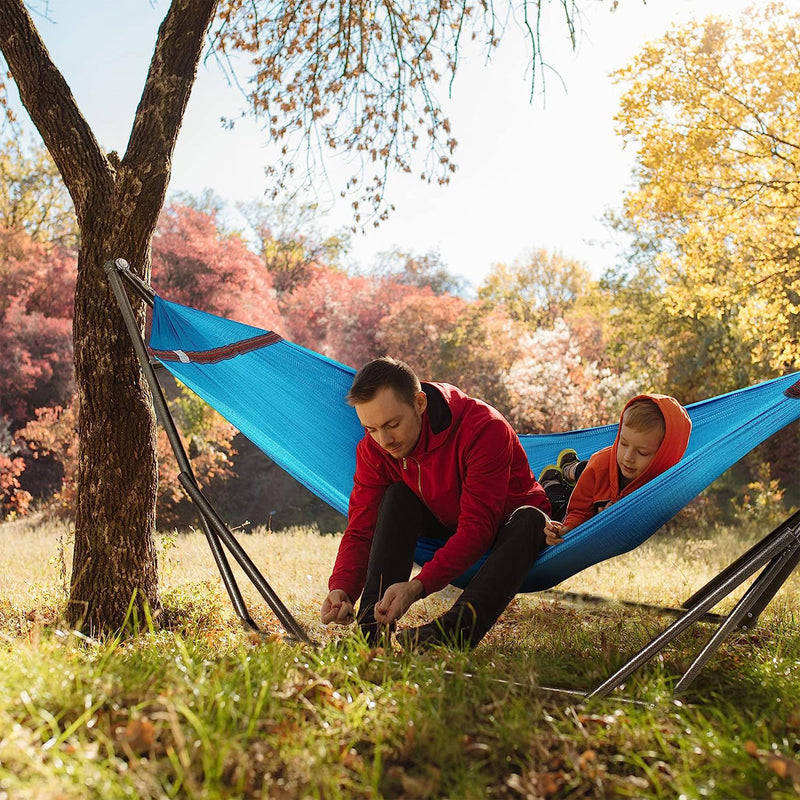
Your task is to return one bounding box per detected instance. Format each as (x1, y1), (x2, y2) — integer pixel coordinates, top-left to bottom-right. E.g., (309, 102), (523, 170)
(562, 394), (692, 531)
(328, 382), (550, 602)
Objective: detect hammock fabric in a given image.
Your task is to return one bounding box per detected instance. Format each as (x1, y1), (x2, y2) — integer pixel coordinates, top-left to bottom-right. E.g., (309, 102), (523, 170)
(150, 295), (800, 594)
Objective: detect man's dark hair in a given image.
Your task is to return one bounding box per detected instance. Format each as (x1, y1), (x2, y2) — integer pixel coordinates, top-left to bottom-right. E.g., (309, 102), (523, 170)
(347, 356), (421, 406)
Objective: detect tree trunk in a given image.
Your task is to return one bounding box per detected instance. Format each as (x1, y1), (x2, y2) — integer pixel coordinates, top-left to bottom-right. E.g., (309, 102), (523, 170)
(0, 0), (218, 633)
(69, 206), (162, 632)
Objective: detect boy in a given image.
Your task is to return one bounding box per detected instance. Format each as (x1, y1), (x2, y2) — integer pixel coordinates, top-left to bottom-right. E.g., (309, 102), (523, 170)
(544, 394), (691, 544)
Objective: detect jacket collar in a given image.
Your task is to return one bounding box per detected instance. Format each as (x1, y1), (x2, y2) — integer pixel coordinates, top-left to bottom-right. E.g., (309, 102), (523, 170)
(404, 382), (455, 459)
(421, 382), (452, 434)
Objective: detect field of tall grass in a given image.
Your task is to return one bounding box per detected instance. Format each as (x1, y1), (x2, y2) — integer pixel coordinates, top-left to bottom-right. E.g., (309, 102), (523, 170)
(1, 512), (799, 798)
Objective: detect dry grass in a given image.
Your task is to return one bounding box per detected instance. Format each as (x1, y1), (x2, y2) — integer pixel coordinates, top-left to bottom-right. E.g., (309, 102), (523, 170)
(0, 515), (73, 605)
(554, 525), (800, 608)
(3, 513), (798, 640)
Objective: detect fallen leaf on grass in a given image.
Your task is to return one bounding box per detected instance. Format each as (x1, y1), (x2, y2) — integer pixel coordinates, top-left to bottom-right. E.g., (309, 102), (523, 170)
(507, 769), (566, 798)
(745, 740), (800, 791)
(575, 747), (606, 781)
(361, 645), (387, 662)
(114, 716), (155, 756)
(766, 753), (800, 784)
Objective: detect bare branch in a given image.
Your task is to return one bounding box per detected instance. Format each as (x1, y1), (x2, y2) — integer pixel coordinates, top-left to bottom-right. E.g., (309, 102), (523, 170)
(212, 0), (579, 226)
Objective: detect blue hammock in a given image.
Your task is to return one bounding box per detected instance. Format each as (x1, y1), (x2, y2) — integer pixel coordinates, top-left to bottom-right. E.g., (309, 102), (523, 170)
(149, 295), (800, 594)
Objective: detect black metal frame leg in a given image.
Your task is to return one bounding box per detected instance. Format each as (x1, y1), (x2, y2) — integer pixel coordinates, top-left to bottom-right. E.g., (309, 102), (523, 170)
(106, 258), (313, 644)
(588, 522), (800, 699)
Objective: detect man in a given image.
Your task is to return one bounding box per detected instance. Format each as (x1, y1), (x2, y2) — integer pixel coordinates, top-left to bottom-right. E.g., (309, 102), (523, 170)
(319, 356), (551, 648)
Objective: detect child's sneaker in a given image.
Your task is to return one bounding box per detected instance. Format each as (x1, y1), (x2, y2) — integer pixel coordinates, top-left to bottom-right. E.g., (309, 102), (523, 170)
(557, 448), (580, 486)
(538, 464), (562, 486)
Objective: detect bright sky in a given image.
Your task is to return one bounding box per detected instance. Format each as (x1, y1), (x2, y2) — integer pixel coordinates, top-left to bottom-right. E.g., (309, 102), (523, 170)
(11, 0), (782, 287)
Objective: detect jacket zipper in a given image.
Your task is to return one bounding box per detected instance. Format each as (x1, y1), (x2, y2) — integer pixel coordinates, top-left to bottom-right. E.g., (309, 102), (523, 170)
(403, 456), (425, 504)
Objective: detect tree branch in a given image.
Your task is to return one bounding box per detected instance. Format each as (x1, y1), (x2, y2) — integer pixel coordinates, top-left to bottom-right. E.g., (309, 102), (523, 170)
(0, 0), (110, 224)
(123, 0), (219, 219)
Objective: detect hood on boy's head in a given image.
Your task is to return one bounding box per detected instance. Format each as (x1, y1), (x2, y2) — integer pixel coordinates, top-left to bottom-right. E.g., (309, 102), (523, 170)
(614, 394), (692, 480)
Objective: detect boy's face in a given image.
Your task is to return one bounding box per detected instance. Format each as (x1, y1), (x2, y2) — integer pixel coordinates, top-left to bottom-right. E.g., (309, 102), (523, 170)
(616, 423), (664, 482)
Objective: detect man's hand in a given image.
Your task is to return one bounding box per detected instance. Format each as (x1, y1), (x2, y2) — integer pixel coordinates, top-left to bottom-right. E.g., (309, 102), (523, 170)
(374, 579), (424, 624)
(544, 520), (567, 546)
(320, 589), (354, 624)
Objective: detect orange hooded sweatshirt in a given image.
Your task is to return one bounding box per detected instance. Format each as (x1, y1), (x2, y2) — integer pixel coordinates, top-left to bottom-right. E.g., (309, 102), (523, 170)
(561, 394), (692, 531)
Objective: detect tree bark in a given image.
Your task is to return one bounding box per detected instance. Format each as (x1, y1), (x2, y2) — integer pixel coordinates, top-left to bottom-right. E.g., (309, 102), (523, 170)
(0, 0), (218, 632)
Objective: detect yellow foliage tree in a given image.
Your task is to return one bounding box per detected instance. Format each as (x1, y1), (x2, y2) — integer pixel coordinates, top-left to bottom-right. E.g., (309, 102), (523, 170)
(0, 138), (77, 249)
(477, 248), (593, 329)
(611, 2), (800, 396)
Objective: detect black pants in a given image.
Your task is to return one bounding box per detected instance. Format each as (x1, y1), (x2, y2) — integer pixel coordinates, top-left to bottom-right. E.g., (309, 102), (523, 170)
(543, 460), (588, 522)
(544, 482), (572, 522)
(358, 483), (547, 645)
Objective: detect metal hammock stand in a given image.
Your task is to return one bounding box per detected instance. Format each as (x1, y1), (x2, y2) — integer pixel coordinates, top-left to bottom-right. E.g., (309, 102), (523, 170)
(107, 257), (800, 697)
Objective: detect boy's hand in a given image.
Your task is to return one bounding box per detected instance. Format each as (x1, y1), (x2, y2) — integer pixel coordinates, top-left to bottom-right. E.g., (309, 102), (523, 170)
(320, 589), (354, 624)
(544, 520), (566, 546)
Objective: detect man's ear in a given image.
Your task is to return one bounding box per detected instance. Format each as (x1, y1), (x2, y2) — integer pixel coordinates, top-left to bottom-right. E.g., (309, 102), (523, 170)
(415, 390), (428, 415)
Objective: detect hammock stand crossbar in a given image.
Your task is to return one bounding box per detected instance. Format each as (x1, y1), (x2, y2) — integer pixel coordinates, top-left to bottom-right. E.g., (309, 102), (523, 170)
(107, 258), (800, 696)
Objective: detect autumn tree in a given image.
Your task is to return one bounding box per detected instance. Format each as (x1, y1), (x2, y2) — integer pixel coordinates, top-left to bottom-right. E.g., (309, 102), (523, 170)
(240, 200), (349, 295)
(367, 248), (468, 296)
(0, 138), (77, 511)
(476, 248), (603, 383)
(609, 2), (800, 400)
(0, 233), (75, 425)
(17, 388), (237, 527)
(376, 293), (466, 379)
(502, 319), (639, 434)
(0, 417), (31, 519)
(0, 137), (77, 248)
(378, 295), (523, 411)
(477, 248), (592, 329)
(152, 201), (283, 329)
(0, 0), (580, 631)
(280, 266), (428, 366)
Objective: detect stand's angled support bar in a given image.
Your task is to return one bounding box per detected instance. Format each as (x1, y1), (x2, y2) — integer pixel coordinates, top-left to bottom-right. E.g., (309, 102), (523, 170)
(737, 540), (800, 628)
(106, 258), (260, 631)
(537, 590), (725, 624)
(681, 510), (800, 625)
(674, 534), (800, 694)
(106, 258), (312, 643)
(587, 523), (800, 699)
(178, 473), (313, 644)
(193, 518), (261, 630)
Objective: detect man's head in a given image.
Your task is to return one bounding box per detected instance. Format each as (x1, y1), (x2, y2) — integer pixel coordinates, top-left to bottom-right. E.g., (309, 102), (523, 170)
(616, 399), (666, 482)
(348, 357), (427, 460)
